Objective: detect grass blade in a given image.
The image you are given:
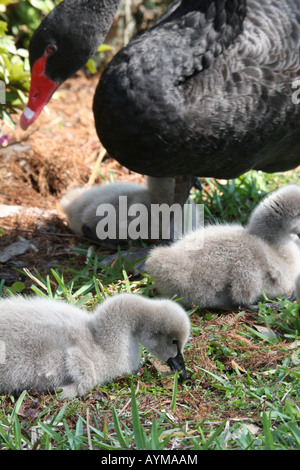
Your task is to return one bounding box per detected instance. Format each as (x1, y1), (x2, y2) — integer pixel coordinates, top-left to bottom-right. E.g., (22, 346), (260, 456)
(262, 412), (275, 450)
(171, 372), (178, 412)
(130, 384), (145, 450)
(112, 407), (129, 449)
(201, 421), (227, 450)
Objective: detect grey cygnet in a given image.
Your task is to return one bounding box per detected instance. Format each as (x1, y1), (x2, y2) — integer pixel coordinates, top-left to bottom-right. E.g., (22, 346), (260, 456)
(146, 185), (300, 308)
(0, 293), (190, 398)
(60, 177), (175, 243)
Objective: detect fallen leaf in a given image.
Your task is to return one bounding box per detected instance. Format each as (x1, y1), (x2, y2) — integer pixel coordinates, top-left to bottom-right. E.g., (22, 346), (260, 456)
(252, 324), (277, 339)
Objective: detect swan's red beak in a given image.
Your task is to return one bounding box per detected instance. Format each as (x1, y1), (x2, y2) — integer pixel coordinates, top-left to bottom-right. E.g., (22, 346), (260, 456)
(20, 54), (60, 130)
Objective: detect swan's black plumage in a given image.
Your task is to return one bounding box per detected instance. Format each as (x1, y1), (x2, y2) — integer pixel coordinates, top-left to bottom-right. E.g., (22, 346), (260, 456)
(22, 0), (300, 183)
(94, 0), (300, 178)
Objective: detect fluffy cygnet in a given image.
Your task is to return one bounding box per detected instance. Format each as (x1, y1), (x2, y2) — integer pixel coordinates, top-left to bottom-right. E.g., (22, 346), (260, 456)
(60, 177), (175, 244)
(0, 293), (190, 398)
(146, 185), (300, 309)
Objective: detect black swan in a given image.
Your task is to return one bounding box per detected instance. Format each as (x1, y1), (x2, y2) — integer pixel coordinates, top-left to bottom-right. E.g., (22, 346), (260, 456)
(20, 0), (300, 204)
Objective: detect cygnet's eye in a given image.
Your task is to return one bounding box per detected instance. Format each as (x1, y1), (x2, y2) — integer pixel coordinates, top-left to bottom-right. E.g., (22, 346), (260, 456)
(172, 339), (178, 345)
(45, 44), (57, 56)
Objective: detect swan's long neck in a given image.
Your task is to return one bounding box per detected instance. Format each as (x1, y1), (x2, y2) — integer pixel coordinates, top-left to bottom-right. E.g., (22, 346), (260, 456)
(77, 0), (120, 39)
(247, 200), (292, 246)
(88, 295), (157, 340)
(60, 0), (121, 53)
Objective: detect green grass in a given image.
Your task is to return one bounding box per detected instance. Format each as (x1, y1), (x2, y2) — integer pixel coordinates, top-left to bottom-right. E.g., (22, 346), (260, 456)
(193, 169), (300, 225)
(0, 170), (300, 450)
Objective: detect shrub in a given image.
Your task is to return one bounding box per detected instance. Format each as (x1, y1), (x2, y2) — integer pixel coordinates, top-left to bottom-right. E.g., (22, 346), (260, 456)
(0, 0), (56, 128)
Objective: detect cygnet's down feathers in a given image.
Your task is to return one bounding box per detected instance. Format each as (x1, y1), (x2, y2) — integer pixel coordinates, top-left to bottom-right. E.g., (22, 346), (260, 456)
(146, 185), (300, 308)
(0, 293), (190, 398)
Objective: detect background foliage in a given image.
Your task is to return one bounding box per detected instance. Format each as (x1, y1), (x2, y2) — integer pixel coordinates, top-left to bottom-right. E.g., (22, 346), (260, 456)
(0, 0), (57, 127)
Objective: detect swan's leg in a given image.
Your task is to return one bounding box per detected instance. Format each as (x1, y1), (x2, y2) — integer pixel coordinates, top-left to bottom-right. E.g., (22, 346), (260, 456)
(246, 292), (296, 312)
(99, 247), (151, 275)
(167, 175), (194, 240)
(146, 176), (175, 205)
(173, 175), (194, 205)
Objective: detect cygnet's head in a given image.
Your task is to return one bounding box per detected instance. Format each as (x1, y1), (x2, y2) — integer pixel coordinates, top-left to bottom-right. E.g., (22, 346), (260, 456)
(247, 185), (300, 241)
(137, 298), (190, 380)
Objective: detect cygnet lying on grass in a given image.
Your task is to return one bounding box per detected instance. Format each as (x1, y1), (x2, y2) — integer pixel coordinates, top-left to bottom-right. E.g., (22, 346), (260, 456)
(0, 293), (190, 398)
(146, 185), (300, 309)
(60, 177), (175, 244)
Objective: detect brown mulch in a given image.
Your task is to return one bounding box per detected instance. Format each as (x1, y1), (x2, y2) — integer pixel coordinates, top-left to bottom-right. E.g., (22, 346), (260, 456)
(1, 70), (144, 206)
(0, 70), (145, 288)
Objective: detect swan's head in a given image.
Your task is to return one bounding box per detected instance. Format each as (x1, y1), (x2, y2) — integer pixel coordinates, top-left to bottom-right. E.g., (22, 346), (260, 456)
(20, 0), (118, 130)
(138, 299), (190, 380)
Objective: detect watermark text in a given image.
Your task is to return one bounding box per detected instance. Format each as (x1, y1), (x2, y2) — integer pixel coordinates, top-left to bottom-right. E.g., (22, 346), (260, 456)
(292, 79), (300, 104)
(95, 197), (204, 246)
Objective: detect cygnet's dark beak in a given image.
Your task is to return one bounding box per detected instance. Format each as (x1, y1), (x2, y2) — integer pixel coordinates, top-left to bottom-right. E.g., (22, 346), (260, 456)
(167, 344), (189, 382)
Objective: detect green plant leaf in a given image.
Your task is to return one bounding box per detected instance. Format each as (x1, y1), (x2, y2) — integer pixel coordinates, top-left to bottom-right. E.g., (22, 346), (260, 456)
(262, 412), (275, 450)
(130, 384), (145, 450)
